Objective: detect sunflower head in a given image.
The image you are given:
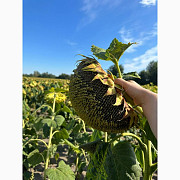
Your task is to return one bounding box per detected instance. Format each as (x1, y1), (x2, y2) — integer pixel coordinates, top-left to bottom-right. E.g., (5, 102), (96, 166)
(69, 56), (138, 133)
(45, 90), (66, 104)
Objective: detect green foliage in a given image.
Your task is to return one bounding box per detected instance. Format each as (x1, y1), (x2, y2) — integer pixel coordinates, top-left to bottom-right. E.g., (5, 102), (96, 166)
(23, 71), (56, 78)
(89, 129), (104, 142)
(142, 83), (158, 93)
(91, 38), (136, 63)
(146, 61), (157, 85)
(52, 129), (69, 145)
(80, 139), (102, 154)
(136, 61), (157, 85)
(86, 142), (109, 180)
(46, 160), (75, 180)
(27, 149), (44, 167)
(106, 39), (136, 61)
(123, 71), (141, 80)
(86, 141), (142, 180)
(57, 73), (71, 80)
(54, 115), (65, 127)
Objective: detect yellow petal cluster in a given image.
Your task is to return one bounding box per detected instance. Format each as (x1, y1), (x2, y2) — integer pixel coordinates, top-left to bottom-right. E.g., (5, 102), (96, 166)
(45, 92), (66, 104)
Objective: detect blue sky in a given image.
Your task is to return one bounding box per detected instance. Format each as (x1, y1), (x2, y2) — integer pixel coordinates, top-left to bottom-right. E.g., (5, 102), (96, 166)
(23, 0), (157, 76)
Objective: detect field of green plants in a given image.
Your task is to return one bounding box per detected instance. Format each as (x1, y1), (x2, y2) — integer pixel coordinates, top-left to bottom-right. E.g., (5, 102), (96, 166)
(23, 76), (157, 180)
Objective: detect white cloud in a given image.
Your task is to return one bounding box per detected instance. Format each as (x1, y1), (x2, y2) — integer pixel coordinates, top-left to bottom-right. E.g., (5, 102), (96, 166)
(139, 0), (156, 6)
(78, 0), (121, 29)
(66, 40), (78, 46)
(123, 46), (157, 73)
(118, 23), (157, 53)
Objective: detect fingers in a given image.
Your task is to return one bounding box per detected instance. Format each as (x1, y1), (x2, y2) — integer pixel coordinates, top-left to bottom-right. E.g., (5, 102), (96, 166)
(114, 78), (145, 105)
(114, 78), (137, 90)
(114, 78), (130, 89)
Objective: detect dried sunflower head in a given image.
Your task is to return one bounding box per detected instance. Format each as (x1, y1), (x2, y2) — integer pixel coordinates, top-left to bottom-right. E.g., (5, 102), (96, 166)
(69, 56), (138, 133)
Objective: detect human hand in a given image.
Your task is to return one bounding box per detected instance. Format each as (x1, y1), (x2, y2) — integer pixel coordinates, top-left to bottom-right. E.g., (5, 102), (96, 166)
(114, 78), (157, 138)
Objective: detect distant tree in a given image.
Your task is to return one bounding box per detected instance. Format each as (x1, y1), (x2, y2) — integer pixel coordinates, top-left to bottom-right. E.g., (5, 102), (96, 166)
(146, 61), (157, 85)
(23, 73), (30, 77)
(108, 64), (124, 77)
(136, 70), (149, 85)
(134, 61), (157, 85)
(39, 72), (56, 78)
(57, 73), (71, 79)
(23, 71), (56, 78)
(33, 71), (41, 77)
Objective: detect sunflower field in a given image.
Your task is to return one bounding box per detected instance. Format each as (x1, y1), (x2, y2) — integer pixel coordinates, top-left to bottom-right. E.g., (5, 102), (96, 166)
(23, 76), (157, 180)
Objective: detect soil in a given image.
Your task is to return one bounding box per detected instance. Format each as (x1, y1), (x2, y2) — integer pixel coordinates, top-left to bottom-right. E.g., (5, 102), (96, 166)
(30, 140), (157, 180)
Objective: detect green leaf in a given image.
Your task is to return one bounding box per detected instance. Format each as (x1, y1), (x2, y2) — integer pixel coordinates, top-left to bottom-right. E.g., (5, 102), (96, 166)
(52, 129), (69, 144)
(72, 123), (83, 134)
(105, 141), (142, 180)
(42, 150), (48, 159)
(66, 119), (76, 131)
(151, 145), (158, 162)
(106, 38), (136, 61)
(144, 121), (157, 149)
(91, 45), (110, 60)
(86, 141), (109, 180)
(34, 118), (43, 131)
(23, 171), (31, 180)
(51, 120), (57, 128)
(42, 118), (52, 126)
(43, 124), (50, 138)
(91, 38), (136, 65)
(46, 160), (75, 180)
(135, 147), (144, 168)
(42, 118), (57, 128)
(123, 72), (141, 80)
(54, 88), (68, 93)
(89, 129), (103, 142)
(55, 115), (65, 127)
(49, 144), (57, 157)
(78, 161), (86, 174)
(140, 116), (157, 150)
(86, 141), (142, 180)
(55, 152), (60, 162)
(62, 105), (72, 114)
(79, 139), (102, 154)
(27, 149), (43, 167)
(63, 139), (81, 154)
(59, 128), (69, 139)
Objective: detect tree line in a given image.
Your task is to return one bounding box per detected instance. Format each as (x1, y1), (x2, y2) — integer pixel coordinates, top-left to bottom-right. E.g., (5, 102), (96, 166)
(23, 71), (72, 80)
(108, 60), (157, 85)
(23, 60), (157, 85)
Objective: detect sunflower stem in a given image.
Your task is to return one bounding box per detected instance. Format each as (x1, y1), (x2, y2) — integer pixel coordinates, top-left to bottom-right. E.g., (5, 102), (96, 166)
(114, 60), (122, 78)
(44, 93), (56, 180)
(105, 132), (108, 142)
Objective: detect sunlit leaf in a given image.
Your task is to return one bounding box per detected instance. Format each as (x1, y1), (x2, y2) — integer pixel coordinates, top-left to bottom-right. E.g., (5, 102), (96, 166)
(55, 115), (65, 127)
(123, 72), (141, 80)
(91, 45), (109, 60)
(106, 38), (136, 61)
(46, 160), (75, 180)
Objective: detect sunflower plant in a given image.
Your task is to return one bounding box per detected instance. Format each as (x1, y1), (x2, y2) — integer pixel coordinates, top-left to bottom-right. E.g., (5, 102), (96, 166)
(69, 38), (157, 180)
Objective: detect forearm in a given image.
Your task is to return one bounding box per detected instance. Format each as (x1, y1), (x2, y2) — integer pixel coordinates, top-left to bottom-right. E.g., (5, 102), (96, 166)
(141, 90), (157, 138)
